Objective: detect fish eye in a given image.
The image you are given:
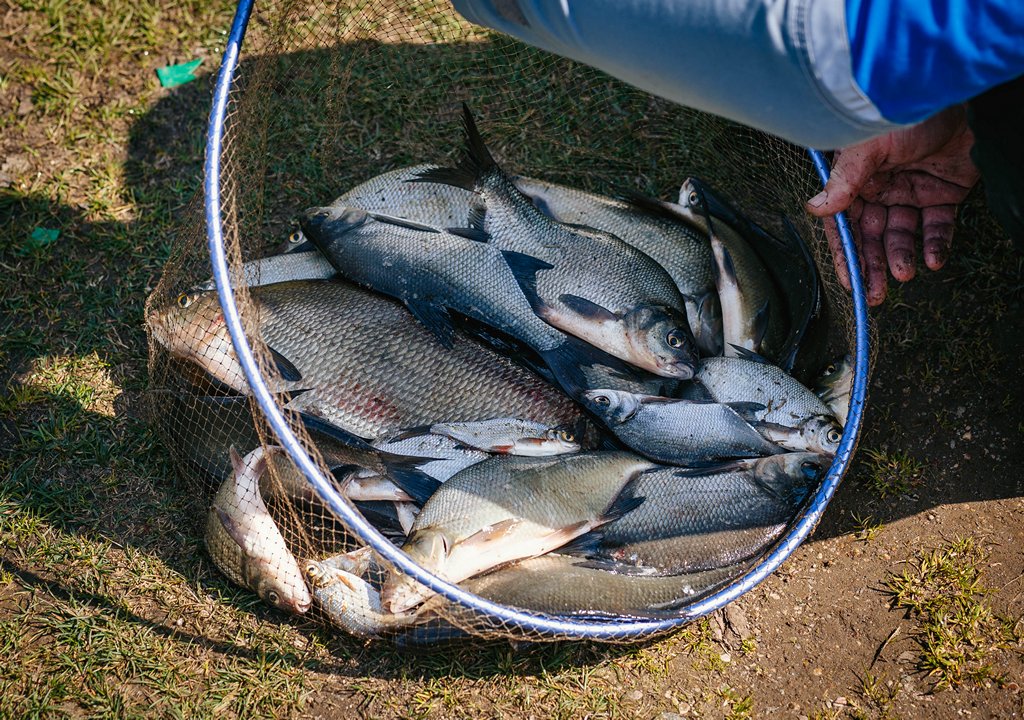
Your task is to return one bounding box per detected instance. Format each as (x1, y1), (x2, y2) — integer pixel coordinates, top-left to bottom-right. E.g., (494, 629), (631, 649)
(666, 331), (683, 349)
(267, 590), (280, 606)
(559, 429), (575, 443)
(826, 428), (842, 444)
(289, 230), (302, 244)
(824, 363), (837, 375)
(593, 395), (610, 406)
(176, 292), (196, 308)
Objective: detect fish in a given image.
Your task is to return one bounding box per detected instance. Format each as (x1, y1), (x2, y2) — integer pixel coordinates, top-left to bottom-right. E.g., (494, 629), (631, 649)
(380, 451), (654, 612)
(419, 554), (741, 619)
(813, 354), (854, 426)
(565, 453), (828, 574)
(192, 250), (336, 292)
(154, 392), (261, 481)
(205, 446), (312, 614)
(147, 280), (584, 441)
(414, 105), (698, 379)
(331, 163), (478, 227)
(274, 229), (313, 255)
(299, 206), (606, 391)
(305, 559), (418, 638)
(673, 178), (785, 359)
(511, 177), (719, 356)
(423, 418), (580, 456)
(372, 432), (490, 483)
(690, 356), (843, 455)
(580, 389), (783, 465)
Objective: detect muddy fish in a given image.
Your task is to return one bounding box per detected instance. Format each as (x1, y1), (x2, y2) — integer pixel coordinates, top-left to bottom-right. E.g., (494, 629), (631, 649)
(380, 452), (654, 612)
(205, 446), (312, 614)
(147, 280), (584, 440)
(567, 453), (828, 574)
(414, 105), (697, 379)
(581, 389), (782, 465)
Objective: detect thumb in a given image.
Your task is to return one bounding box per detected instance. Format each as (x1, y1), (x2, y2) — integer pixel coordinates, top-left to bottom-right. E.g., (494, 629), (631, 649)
(806, 145), (884, 217)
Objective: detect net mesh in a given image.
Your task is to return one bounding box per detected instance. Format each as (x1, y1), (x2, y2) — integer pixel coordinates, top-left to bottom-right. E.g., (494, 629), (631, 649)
(145, 0), (872, 643)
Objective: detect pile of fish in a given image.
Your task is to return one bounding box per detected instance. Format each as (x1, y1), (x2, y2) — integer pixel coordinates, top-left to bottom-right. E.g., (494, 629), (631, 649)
(149, 105), (853, 640)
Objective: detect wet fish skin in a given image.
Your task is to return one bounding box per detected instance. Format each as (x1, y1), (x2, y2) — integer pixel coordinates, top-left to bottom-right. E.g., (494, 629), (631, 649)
(192, 251), (336, 292)
(372, 433), (489, 483)
(380, 452), (655, 612)
(205, 446), (312, 614)
(426, 418), (579, 456)
(305, 560), (417, 638)
(331, 163), (478, 227)
(420, 554), (741, 618)
(813, 354), (854, 426)
(150, 280), (583, 441)
(569, 453), (828, 574)
(581, 389), (783, 465)
(415, 105), (697, 379)
(692, 356), (843, 455)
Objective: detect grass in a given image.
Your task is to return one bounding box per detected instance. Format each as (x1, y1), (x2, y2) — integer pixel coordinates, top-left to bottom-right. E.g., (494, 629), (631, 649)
(858, 448), (926, 499)
(883, 537), (1019, 691)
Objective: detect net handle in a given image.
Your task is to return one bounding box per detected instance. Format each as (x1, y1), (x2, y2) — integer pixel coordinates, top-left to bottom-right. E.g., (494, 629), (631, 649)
(203, 0), (870, 640)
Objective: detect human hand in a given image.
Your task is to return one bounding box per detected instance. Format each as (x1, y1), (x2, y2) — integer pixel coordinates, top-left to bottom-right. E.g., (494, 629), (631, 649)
(805, 106), (980, 305)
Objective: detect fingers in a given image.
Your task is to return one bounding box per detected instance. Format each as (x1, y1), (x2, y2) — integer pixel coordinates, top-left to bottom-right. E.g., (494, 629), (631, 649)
(921, 204), (956, 270)
(858, 203), (890, 306)
(883, 206), (920, 282)
(824, 215), (852, 291)
(806, 144), (886, 217)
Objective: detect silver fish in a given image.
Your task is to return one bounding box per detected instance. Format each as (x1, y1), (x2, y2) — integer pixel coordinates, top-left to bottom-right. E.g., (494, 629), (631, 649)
(569, 453), (828, 574)
(415, 106), (697, 379)
(693, 356), (843, 455)
(305, 560), (418, 638)
(426, 418), (579, 456)
(372, 432), (489, 483)
(512, 177), (719, 355)
(332, 163), (477, 227)
(192, 251), (335, 292)
(813, 354), (854, 426)
(581, 389), (782, 465)
(380, 452), (655, 612)
(205, 446), (312, 614)
(147, 280), (584, 440)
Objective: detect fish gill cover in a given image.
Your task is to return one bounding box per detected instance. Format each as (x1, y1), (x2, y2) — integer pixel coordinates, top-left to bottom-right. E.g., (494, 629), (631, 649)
(144, 0), (871, 644)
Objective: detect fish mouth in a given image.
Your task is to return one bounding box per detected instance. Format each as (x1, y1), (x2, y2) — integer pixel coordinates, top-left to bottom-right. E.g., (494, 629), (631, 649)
(658, 360), (695, 380)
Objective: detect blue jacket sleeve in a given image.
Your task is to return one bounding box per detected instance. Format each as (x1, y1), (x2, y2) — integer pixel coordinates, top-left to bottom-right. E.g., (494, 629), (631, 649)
(451, 0), (1024, 149)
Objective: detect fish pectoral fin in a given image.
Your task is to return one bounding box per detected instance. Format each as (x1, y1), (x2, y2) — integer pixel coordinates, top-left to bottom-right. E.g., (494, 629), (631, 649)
(600, 492), (646, 525)
(268, 347), (302, 382)
(557, 530), (605, 557)
(459, 519), (525, 549)
(380, 457), (442, 506)
(405, 300), (455, 348)
(446, 226), (490, 243)
(500, 250), (555, 314)
(558, 294), (621, 323)
(672, 459), (752, 477)
(573, 557), (666, 577)
(728, 344), (773, 365)
(382, 425), (434, 443)
(724, 401), (768, 422)
(620, 190), (691, 224)
(367, 212), (442, 234)
(298, 412), (376, 450)
(752, 299), (771, 349)
(214, 505), (250, 552)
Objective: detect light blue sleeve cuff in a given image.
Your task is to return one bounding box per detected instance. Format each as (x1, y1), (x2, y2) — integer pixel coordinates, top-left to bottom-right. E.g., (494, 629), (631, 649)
(451, 0), (911, 149)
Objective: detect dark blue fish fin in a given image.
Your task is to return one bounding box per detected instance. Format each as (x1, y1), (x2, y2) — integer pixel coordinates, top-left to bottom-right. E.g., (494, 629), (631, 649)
(267, 347), (302, 382)
(298, 412), (376, 451)
(526, 191), (554, 218)
(690, 176), (743, 228)
(620, 190), (691, 223)
(367, 212), (441, 233)
(409, 165), (476, 191)
(558, 294), (621, 323)
(558, 530), (605, 557)
(446, 226), (490, 243)
(540, 336), (647, 398)
(377, 455), (441, 506)
(458, 102), (498, 173)
(725, 401), (767, 422)
(718, 241), (739, 284)
(500, 250), (554, 312)
(328, 464), (361, 481)
(728, 344), (773, 365)
(599, 493), (645, 525)
(672, 459), (751, 477)
(677, 378), (715, 401)
(405, 300), (455, 348)
(353, 500), (406, 535)
(637, 394), (681, 405)
(752, 299), (771, 350)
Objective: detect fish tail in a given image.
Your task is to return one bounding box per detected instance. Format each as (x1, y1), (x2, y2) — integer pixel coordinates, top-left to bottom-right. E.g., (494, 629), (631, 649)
(408, 104), (497, 192)
(378, 454), (442, 506)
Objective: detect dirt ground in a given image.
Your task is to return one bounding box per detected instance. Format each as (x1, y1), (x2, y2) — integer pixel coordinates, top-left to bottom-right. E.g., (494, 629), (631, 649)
(1, 1), (1022, 718)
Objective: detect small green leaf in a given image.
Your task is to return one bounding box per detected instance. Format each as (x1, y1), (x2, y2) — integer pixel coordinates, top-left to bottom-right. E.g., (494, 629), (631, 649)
(156, 58), (203, 88)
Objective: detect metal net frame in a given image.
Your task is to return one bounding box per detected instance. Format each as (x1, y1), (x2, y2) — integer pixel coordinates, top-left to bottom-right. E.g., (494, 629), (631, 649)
(146, 0), (871, 643)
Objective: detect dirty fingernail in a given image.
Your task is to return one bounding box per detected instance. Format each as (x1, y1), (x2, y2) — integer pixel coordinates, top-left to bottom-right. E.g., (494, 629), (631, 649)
(807, 191), (827, 209)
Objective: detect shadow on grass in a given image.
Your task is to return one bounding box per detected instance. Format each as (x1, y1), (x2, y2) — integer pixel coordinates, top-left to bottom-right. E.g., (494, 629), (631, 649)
(2, 25), (1022, 680)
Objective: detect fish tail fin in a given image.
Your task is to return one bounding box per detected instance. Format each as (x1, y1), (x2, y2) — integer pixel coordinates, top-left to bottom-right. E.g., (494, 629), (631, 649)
(500, 250), (554, 314)
(599, 492), (645, 526)
(557, 530), (605, 558)
(408, 104), (496, 192)
(378, 454), (442, 505)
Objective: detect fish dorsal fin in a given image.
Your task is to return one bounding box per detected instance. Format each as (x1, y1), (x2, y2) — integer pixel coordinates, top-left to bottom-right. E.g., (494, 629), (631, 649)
(672, 459), (752, 477)
(724, 401), (768, 422)
(268, 346), (302, 382)
(558, 294), (621, 323)
(298, 412), (376, 450)
(728, 344), (773, 365)
(459, 102), (498, 174)
(500, 250), (555, 313)
(368, 212), (441, 234)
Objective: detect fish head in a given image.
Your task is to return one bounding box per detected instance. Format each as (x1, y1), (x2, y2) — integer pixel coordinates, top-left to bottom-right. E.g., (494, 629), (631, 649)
(580, 389), (641, 425)
(248, 558), (312, 614)
(504, 425), (581, 456)
(752, 452), (830, 504)
(622, 306), (697, 380)
(800, 415), (843, 456)
(306, 559), (376, 610)
(273, 228), (312, 255)
(677, 178), (706, 214)
(380, 528), (451, 613)
(814, 354), (854, 396)
(298, 205), (370, 248)
(148, 290), (246, 391)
